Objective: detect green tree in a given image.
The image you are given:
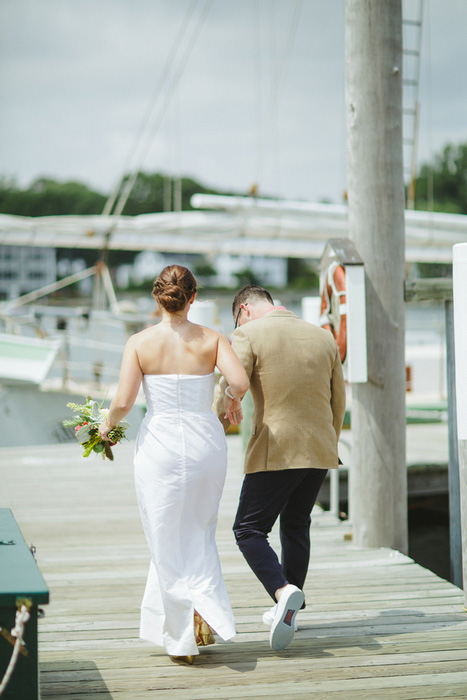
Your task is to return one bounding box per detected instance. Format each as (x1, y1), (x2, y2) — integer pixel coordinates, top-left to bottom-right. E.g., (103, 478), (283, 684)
(0, 177), (106, 216)
(115, 171), (225, 215)
(412, 142), (467, 214)
(0, 172), (227, 218)
(234, 267), (260, 286)
(287, 258), (319, 290)
(193, 258), (217, 277)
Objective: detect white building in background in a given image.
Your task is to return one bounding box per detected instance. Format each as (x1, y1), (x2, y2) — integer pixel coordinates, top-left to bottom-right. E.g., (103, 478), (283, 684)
(0, 245), (56, 300)
(0, 245), (288, 299)
(115, 251), (167, 290)
(116, 251), (287, 290)
(117, 251), (197, 289)
(56, 258), (93, 295)
(132, 251), (167, 285)
(212, 254), (287, 288)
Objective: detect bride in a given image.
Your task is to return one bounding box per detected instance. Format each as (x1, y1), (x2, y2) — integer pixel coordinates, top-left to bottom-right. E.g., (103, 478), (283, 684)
(99, 264), (249, 663)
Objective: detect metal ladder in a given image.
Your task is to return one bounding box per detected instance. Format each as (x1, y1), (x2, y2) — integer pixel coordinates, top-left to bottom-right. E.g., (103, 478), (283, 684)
(402, 0), (424, 210)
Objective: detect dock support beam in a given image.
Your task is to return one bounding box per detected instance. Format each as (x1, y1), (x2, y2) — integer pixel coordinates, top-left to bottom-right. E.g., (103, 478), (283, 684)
(345, 0), (407, 552)
(452, 243), (467, 607)
(445, 300), (462, 588)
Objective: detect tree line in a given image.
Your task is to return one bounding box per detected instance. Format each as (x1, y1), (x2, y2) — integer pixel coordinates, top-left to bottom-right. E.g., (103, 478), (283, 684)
(1, 143), (466, 217)
(0, 172), (224, 218)
(1, 143), (465, 285)
(411, 143), (467, 215)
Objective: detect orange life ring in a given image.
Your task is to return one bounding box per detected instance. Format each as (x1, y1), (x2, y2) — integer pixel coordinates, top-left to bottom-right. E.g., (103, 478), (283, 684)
(319, 262), (347, 363)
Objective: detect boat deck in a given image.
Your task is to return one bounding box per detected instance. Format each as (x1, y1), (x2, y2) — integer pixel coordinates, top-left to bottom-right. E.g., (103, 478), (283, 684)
(1, 437), (466, 700)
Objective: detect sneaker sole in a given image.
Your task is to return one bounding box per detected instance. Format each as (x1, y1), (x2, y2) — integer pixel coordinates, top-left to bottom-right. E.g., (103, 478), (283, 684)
(270, 589), (304, 651)
(263, 611), (298, 631)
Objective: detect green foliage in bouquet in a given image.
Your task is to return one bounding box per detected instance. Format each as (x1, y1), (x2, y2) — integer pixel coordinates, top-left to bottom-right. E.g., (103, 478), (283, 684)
(63, 397), (130, 461)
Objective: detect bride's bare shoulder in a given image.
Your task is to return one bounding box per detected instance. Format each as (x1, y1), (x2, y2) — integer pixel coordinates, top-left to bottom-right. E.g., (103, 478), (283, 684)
(190, 323), (222, 341)
(128, 324), (161, 345)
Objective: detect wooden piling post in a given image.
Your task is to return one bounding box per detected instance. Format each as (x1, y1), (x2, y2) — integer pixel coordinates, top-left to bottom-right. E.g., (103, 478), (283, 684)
(453, 243), (467, 607)
(445, 300), (462, 588)
(345, 0), (407, 552)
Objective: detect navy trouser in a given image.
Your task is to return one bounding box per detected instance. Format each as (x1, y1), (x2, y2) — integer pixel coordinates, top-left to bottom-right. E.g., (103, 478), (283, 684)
(233, 467), (328, 603)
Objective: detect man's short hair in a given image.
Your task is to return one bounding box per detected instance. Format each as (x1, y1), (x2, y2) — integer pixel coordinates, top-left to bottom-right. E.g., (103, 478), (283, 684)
(232, 285), (274, 316)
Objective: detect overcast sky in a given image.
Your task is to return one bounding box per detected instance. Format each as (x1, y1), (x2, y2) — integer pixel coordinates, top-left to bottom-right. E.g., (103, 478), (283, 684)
(1, 0), (466, 205)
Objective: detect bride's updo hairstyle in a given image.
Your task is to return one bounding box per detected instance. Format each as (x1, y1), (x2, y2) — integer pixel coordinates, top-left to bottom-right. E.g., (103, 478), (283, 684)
(152, 265), (197, 313)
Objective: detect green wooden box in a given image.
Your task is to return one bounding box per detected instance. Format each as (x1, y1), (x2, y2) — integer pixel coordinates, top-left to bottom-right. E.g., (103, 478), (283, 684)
(0, 509), (49, 699)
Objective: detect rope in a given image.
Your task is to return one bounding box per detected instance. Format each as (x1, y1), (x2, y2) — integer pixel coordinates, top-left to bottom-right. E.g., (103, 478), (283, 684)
(0, 605), (30, 697)
(256, 0), (304, 194)
(101, 0), (200, 218)
(101, 0), (213, 245)
(109, 0), (213, 224)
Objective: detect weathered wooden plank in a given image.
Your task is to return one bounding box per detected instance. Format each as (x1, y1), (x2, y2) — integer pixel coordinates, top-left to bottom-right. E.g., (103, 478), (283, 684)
(37, 604), (467, 634)
(32, 557), (449, 578)
(38, 686), (467, 700)
(37, 601), (466, 633)
(39, 685), (467, 700)
(38, 620), (467, 645)
(404, 278), (453, 302)
(39, 664), (467, 699)
(39, 601), (463, 625)
(36, 588), (463, 612)
(39, 671), (467, 698)
(37, 621), (467, 651)
(39, 653), (467, 684)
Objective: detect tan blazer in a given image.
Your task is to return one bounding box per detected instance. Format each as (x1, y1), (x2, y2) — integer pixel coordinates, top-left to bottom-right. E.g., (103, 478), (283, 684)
(215, 309), (346, 474)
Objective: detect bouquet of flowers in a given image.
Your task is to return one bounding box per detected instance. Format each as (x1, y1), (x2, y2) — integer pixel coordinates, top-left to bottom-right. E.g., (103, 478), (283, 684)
(63, 397), (130, 460)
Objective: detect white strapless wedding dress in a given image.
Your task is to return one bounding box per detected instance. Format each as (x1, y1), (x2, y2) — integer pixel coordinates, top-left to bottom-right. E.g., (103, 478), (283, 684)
(134, 372), (235, 656)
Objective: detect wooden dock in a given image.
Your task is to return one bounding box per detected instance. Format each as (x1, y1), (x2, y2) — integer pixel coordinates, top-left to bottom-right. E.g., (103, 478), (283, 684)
(1, 437), (467, 699)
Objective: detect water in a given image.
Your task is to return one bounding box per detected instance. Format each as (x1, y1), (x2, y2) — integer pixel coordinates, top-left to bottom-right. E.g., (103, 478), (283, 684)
(3, 294), (448, 391)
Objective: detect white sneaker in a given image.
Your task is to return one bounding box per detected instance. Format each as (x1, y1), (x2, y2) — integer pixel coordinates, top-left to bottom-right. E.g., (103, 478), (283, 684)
(262, 604), (298, 631)
(262, 605), (277, 626)
(269, 584), (304, 651)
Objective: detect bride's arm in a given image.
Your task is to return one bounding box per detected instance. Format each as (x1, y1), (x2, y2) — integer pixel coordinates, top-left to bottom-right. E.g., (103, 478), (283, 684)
(215, 334), (249, 426)
(99, 336), (143, 440)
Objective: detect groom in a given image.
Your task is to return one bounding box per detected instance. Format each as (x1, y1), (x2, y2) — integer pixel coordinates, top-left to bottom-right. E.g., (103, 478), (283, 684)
(215, 284), (346, 651)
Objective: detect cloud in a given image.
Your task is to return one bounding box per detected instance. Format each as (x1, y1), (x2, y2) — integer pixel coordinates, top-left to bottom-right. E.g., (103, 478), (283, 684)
(0, 0), (466, 204)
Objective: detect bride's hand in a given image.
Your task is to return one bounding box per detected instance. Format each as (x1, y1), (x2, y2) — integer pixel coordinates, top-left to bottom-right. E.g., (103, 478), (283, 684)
(98, 421), (111, 441)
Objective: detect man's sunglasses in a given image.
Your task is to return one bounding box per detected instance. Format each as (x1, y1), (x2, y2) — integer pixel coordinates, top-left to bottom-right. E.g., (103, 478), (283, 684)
(234, 303), (248, 330)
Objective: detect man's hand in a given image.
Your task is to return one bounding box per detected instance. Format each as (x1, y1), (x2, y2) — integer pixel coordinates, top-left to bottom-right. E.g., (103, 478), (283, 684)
(224, 396), (243, 426)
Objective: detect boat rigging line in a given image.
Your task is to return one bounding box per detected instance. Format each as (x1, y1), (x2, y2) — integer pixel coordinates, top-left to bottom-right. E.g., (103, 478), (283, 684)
(254, 0), (304, 200)
(101, 0), (200, 219)
(101, 0), (213, 246)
